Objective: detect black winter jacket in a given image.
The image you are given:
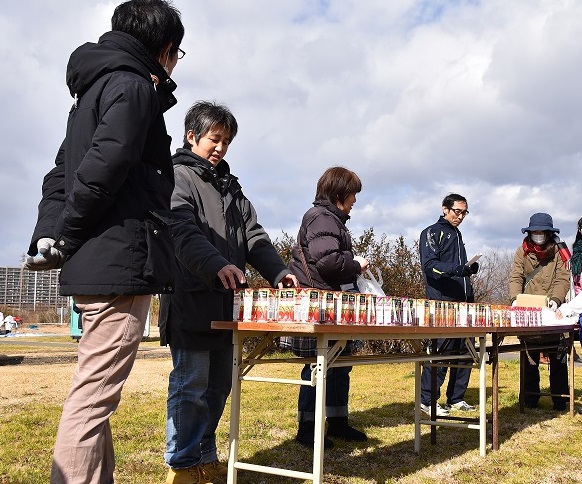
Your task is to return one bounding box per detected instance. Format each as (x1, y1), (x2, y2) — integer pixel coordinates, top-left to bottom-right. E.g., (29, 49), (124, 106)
(28, 31), (177, 296)
(159, 150), (291, 350)
(289, 199), (361, 290)
(419, 216), (474, 302)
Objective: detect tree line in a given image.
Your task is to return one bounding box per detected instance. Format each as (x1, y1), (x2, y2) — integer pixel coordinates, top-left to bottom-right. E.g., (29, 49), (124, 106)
(245, 227), (513, 305)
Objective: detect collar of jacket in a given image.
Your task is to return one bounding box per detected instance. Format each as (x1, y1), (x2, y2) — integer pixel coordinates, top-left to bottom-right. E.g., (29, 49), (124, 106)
(172, 148), (238, 193)
(313, 198), (350, 224)
(66, 31), (177, 112)
(436, 215), (459, 232)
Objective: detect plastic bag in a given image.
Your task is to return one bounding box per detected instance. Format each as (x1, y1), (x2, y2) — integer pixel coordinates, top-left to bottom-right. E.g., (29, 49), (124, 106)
(356, 268), (386, 296)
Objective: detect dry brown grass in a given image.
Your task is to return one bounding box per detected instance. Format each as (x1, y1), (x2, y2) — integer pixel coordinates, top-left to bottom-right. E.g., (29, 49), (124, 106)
(2, 335), (582, 483)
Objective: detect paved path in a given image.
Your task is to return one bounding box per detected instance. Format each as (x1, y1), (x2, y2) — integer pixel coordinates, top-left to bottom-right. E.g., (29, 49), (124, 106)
(0, 325), (169, 365)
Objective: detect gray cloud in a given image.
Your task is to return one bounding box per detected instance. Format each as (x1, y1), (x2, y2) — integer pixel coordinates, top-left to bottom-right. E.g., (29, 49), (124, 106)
(2, 0), (582, 268)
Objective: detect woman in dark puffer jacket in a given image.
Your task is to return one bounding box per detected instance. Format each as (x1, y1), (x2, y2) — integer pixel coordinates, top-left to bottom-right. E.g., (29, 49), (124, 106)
(283, 166), (369, 449)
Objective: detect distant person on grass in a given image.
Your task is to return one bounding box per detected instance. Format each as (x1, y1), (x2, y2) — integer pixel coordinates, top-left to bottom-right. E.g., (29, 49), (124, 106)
(159, 100), (297, 484)
(419, 193), (479, 417)
(23, 1), (185, 482)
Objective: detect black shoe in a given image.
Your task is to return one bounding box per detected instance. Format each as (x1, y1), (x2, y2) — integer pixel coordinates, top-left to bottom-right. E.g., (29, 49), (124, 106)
(577, 407), (582, 415)
(296, 421), (334, 449)
(326, 417), (368, 442)
(553, 398), (569, 411)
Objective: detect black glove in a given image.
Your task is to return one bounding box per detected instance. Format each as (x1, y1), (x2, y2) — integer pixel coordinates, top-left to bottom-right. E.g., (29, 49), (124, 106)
(453, 264), (473, 277)
(469, 262), (479, 274)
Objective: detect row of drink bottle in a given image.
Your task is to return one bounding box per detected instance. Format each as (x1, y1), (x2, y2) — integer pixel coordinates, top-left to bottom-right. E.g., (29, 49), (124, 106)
(233, 288), (545, 327)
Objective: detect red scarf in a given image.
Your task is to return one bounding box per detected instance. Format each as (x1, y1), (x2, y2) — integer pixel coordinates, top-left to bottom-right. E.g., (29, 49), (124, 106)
(522, 237), (554, 261)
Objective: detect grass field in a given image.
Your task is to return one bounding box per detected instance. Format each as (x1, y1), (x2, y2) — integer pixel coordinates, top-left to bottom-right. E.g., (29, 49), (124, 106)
(1, 336), (582, 483)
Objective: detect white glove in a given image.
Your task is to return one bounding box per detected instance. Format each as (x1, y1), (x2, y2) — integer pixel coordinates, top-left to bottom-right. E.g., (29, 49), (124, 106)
(548, 300), (558, 311)
(511, 299), (518, 307)
(24, 238), (67, 271)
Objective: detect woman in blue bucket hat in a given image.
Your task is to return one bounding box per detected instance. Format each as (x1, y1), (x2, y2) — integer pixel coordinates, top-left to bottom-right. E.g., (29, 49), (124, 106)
(509, 213), (570, 410)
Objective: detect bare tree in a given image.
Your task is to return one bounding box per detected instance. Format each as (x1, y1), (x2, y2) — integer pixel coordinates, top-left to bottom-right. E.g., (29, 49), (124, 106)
(245, 232), (514, 306)
(352, 230), (424, 298)
(471, 247), (514, 304)
(244, 231), (296, 288)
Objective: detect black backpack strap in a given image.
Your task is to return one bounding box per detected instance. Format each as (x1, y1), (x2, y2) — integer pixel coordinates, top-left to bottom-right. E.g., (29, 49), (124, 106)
(523, 265), (543, 290)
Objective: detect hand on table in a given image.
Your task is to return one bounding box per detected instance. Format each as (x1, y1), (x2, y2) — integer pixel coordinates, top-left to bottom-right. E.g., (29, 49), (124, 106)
(277, 274), (298, 289)
(217, 264), (246, 289)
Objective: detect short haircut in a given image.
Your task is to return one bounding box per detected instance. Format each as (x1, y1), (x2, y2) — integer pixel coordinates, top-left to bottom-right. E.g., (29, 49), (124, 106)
(182, 101), (238, 148)
(442, 193), (467, 209)
(315, 167), (362, 204)
(112, 0), (184, 58)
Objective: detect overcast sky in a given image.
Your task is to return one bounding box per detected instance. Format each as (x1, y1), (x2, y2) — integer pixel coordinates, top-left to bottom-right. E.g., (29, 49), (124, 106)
(2, 0), (582, 267)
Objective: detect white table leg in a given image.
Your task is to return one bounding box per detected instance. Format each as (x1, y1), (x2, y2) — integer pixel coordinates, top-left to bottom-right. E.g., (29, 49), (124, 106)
(478, 335), (487, 456)
(414, 360), (421, 453)
(312, 334), (328, 484)
(227, 331), (243, 483)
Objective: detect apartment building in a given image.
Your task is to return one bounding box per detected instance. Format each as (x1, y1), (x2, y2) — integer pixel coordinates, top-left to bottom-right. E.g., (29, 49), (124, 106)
(0, 267), (67, 309)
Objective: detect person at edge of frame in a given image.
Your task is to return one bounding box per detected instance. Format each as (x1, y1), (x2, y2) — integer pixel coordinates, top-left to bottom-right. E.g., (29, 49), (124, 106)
(23, 1), (185, 483)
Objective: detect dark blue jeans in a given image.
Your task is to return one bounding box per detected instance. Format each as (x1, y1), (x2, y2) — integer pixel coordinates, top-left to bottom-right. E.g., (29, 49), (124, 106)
(298, 364), (352, 422)
(165, 345), (233, 469)
(421, 338), (473, 406)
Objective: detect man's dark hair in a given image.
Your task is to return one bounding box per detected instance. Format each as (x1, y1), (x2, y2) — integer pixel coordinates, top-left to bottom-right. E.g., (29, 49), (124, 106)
(316, 167), (362, 205)
(183, 101), (238, 148)
(112, 0), (184, 58)
(442, 193), (467, 209)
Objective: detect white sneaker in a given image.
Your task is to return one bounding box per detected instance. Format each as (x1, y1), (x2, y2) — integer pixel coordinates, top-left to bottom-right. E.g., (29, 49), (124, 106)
(445, 401), (476, 412)
(420, 402), (449, 417)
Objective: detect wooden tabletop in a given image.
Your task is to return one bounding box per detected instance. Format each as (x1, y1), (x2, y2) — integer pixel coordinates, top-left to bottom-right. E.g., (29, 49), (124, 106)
(211, 321), (575, 337)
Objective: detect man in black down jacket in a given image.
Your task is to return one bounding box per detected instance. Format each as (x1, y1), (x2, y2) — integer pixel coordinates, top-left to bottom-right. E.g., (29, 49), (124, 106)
(419, 193), (479, 417)
(24, 2), (184, 482)
(159, 101), (297, 483)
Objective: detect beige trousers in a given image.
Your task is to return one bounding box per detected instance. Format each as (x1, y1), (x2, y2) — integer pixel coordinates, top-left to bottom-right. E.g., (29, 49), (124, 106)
(50, 294), (151, 484)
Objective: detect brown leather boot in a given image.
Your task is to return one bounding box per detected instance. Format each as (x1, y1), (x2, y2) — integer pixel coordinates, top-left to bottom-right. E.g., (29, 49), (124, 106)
(166, 465), (213, 484)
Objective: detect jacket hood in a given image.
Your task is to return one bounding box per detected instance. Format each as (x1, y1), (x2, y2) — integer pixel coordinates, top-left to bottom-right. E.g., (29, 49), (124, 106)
(313, 198), (350, 224)
(66, 31), (177, 111)
(172, 148), (237, 193)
